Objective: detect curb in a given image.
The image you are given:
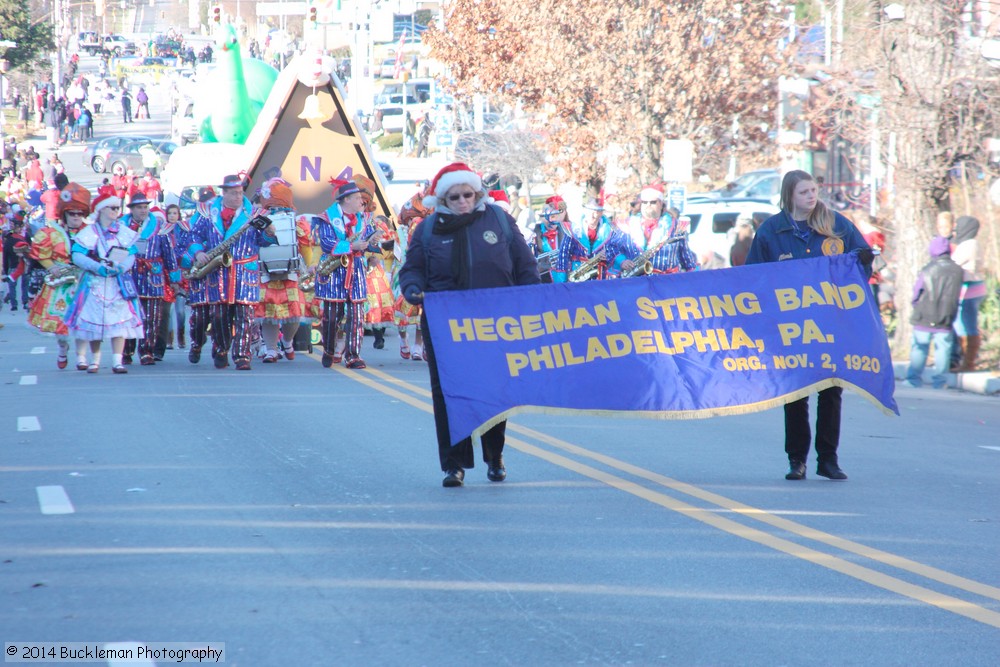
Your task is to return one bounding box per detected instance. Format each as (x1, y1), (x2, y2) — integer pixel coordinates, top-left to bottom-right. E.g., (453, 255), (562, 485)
(892, 361), (1000, 395)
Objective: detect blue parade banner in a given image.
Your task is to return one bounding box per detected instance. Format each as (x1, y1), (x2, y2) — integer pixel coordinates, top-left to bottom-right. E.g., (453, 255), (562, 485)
(423, 254), (899, 447)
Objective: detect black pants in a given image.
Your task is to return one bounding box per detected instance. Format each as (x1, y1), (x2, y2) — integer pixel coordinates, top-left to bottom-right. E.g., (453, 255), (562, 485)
(784, 387), (842, 464)
(322, 300), (364, 362)
(422, 314), (506, 471)
(210, 302), (254, 361)
(138, 297), (163, 358)
(188, 303), (209, 351)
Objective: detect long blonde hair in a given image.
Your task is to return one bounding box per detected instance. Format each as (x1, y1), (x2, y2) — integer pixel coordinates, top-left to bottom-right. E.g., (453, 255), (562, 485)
(780, 170), (839, 238)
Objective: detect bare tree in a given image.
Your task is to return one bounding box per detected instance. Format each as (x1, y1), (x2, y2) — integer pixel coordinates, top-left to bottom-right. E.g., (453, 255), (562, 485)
(803, 1), (1000, 346)
(427, 0), (790, 191)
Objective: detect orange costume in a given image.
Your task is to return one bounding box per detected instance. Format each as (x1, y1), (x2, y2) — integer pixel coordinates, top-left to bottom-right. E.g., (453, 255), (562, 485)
(27, 224), (77, 335)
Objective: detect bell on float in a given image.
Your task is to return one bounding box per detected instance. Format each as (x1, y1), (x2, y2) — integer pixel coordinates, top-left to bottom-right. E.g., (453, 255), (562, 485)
(298, 93), (325, 121)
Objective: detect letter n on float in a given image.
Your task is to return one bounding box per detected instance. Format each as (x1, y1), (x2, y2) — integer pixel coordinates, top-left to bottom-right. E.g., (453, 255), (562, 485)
(240, 53), (393, 219)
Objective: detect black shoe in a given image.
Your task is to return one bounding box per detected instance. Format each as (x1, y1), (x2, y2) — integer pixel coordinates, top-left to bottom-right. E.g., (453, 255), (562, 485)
(373, 329), (385, 349)
(442, 468), (465, 487)
(487, 456), (506, 482)
(785, 460), (807, 480)
(188, 346), (201, 363)
(322, 352), (334, 368)
(122, 353), (132, 365)
(817, 461), (848, 480)
(213, 353), (229, 369)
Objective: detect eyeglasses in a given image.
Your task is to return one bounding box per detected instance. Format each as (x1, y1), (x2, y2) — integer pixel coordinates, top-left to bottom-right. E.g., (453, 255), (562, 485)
(446, 192), (476, 203)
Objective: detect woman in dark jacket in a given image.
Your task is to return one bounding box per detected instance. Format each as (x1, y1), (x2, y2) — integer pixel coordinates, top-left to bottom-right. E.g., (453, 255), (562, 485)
(399, 163), (540, 487)
(746, 170), (872, 482)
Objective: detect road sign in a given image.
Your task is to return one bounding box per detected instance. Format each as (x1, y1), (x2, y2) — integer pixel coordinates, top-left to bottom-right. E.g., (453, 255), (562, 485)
(667, 185), (686, 214)
(436, 132), (453, 147)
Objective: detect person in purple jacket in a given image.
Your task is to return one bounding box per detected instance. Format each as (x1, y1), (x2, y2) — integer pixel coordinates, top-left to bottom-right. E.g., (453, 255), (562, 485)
(399, 163), (541, 488)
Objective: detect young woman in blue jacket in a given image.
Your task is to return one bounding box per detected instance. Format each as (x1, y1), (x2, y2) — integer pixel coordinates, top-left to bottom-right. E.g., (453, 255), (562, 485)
(746, 170), (872, 481)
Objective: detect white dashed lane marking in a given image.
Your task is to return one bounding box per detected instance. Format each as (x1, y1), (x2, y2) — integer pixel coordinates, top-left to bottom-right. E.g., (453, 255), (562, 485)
(20, 375), (38, 385)
(17, 416), (41, 431)
(30, 346), (46, 354)
(36, 486), (75, 515)
(981, 446), (1000, 452)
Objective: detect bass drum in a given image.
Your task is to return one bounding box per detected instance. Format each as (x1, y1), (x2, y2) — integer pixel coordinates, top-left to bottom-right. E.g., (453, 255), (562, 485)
(257, 210), (300, 281)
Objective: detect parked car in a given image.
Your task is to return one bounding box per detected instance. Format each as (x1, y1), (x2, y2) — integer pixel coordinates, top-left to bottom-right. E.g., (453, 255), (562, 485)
(103, 34), (137, 57)
(375, 104), (408, 133)
(101, 139), (178, 175)
(688, 169), (781, 205)
(78, 31), (102, 55)
(84, 135), (157, 172)
(682, 198), (780, 268)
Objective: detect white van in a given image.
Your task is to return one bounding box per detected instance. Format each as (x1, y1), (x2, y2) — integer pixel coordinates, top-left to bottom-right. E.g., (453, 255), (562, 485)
(682, 199), (779, 268)
(161, 143), (250, 214)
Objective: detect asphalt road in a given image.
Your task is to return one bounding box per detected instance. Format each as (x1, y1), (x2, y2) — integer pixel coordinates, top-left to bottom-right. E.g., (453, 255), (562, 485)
(1, 299), (999, 666)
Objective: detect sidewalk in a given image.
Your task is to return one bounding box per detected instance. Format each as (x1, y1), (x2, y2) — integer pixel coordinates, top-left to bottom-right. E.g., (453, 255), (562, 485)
(892, 361), (1000, 395)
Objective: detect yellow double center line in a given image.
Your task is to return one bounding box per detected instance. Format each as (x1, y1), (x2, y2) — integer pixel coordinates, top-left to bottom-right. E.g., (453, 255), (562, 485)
(324, 359), (1000, 628)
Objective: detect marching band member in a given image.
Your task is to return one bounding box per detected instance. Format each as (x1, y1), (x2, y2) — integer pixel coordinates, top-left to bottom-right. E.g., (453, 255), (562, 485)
(64, 192), (143, 374)
(391, 194), (430, 361)
(27, 182), (91, 369)
(122, 194), (180, 365)
(620, 183), (698, 277)
(157, 204), (184, 351)
(352, 175), (394, 352)
(311, 178), (383, 369)
(551, 198), (638, 282)
(535, 195), (567, 256)
(253, 177), (311, 363)
(188, 174), (277, 371)
(364, 214), (396, 350)
(179, 188), (216, 363)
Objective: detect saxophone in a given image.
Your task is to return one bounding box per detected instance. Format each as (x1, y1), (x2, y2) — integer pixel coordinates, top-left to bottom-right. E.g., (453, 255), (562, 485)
(620, 233), (688, 278)
(186, 213), (271, 280)
(569, 250), (606, 282)
(301, 225), (383, 292)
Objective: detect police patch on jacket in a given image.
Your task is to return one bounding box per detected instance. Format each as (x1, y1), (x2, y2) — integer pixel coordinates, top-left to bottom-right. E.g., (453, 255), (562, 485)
(483, 230), (498, 244)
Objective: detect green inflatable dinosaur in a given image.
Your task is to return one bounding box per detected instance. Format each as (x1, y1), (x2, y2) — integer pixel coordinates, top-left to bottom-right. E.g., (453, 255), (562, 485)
(196, 24), (278, 144)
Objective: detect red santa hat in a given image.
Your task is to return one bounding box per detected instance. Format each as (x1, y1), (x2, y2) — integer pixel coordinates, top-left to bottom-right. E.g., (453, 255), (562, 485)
(639, 183), (665, 202)
(545, 195), (567, 211)
(92, 192), (121, 216)
(488, 189), (511, 213)
(423, 162), (482, 209)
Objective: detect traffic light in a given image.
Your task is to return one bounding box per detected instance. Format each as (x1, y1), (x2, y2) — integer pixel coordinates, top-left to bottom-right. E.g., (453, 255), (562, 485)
(309, 6), (318, 24)
(212, 5), (221, 24)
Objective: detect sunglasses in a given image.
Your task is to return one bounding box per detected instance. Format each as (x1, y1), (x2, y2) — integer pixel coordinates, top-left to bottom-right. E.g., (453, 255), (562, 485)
(108, 206), (121, 211)
(447, 192), (476, 203)
(66, 211), (86, 216)
(640, 200), (660, 205)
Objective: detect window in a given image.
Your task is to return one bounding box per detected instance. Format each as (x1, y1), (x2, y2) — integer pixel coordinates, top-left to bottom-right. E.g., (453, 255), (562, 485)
(711, 213), (739, 234)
